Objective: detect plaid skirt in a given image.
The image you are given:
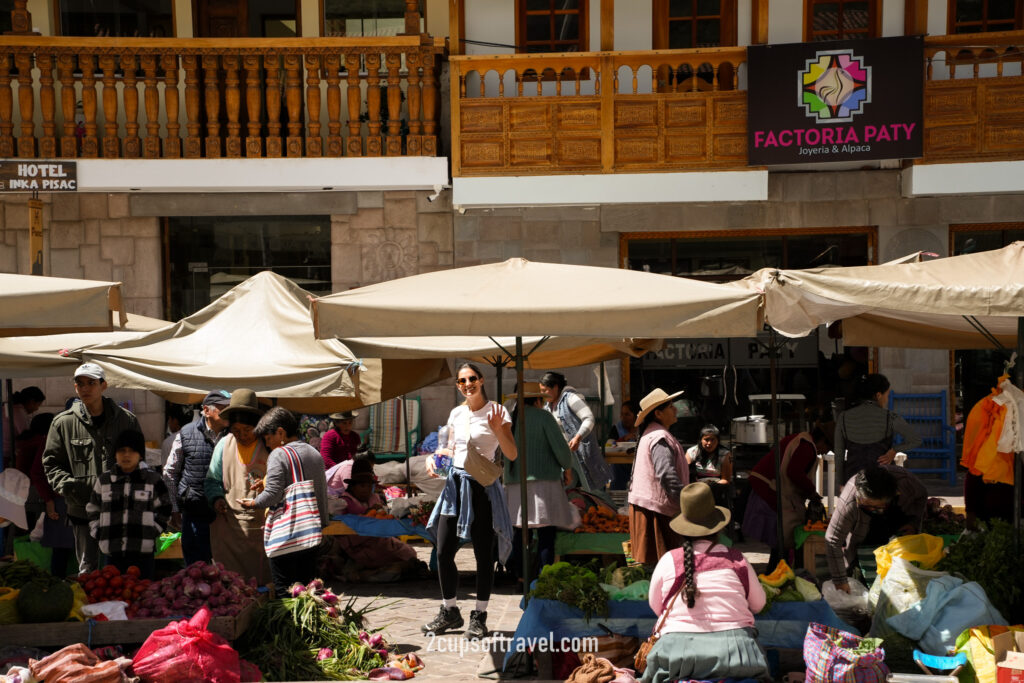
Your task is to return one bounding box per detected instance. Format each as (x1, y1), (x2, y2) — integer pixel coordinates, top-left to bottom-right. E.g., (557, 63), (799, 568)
(640, 628), (769, 683)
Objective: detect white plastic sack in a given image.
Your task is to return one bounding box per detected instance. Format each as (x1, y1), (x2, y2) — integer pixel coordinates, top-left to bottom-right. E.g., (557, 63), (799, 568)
(29, 512), (45, 543)
(80, 600), (129, 621)
(823, 578), (871, 615)
(868, 557), (946, 637)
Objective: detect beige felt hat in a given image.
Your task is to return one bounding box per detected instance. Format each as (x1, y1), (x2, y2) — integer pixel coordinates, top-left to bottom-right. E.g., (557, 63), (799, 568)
(634, 387), (684, 427)
(669, 482), (731, 537)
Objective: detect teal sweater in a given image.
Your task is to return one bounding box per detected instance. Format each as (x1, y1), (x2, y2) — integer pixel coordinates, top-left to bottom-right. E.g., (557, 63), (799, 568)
(503, 405), (574, 483)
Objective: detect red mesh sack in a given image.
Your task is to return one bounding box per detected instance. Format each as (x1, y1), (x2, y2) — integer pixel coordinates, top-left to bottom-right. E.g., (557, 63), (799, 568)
(132, 606), (241, 683)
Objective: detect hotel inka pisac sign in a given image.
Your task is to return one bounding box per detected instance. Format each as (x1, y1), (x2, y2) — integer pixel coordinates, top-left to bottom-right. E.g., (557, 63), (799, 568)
(747, 36), (923, 165)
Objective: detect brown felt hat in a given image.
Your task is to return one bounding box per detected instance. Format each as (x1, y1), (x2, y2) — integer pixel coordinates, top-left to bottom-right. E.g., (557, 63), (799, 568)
(219, 388), (262, 420)
(669, 482), (731, 537)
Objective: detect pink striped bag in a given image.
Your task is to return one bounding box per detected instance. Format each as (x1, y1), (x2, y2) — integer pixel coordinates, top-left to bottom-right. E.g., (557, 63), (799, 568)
(803, 622), (890, 683)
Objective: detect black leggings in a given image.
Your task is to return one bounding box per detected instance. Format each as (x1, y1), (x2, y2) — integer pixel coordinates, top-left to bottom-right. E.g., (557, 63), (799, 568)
(436, 477), (495, 602)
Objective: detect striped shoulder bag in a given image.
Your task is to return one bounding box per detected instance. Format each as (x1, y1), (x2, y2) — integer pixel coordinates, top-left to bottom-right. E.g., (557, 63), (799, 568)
(263, 445), (323, 558)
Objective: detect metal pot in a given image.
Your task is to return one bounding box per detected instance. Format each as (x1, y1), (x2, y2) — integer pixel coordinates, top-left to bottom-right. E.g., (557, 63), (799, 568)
(731, 416), (787, 444)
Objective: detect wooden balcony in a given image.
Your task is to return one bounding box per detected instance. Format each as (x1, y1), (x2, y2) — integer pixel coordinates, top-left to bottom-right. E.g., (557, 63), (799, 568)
(451, 32), (1024, 177)
(0, 35), (444, 159)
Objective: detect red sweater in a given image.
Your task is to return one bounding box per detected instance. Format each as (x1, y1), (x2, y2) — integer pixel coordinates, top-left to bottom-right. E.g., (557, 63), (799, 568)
(749, 434), (818, 512)
(319, 428), (360, 469)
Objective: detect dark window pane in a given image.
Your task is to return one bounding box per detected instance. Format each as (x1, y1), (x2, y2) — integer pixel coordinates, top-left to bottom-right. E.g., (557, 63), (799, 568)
(696, 18), (721, 45)
(843, 2), (870, 29)
(812, 2), (840, 31)
(526, 0), (551, 11)
(527, 44), (550, 53)
(324, 0), (422, 36)
(60, 0), (173, 37)
(697, 0), (721, 15)
(989, 0), (1016, 20)
(0, 0), (11, 33)
(955, 0), (984, 21)
(555, 14), (580, 40)
(167, 216), (331, 321)
(987, 19), (1016, 29)
(527, 14), (552, 40)
(670, 0), (693, 16)
(669, 19), (693, 48)
(559, 0), (581, 9)
(955, 22), (978, 31)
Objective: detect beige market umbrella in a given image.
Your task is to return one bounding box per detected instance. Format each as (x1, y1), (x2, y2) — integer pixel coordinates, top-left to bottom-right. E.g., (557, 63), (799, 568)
(0, 273), (127, 336)
(81, 271), (449, 412)
(752, 241), (1024, 348)
(0, 313), (168, 378)
(311, 258), (763, 596)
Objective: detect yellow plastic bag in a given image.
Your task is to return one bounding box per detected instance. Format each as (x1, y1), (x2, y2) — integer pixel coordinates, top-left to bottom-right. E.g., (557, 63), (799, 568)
(68, 583), (88, 622)
(873, 533), (944, 581)
(955, 625), (1024, 683)
(0, 587), (20, 624)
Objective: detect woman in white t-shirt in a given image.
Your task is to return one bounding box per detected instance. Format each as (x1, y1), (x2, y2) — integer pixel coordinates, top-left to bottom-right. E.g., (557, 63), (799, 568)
(422, 363), (517, 641)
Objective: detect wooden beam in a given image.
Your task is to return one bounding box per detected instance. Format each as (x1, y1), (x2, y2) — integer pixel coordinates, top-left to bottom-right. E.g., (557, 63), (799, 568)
(601, 0), (614, 50)
(449, 0), (463, 55)
(904, 0), (928, 35)
(751, 0), (769, 44)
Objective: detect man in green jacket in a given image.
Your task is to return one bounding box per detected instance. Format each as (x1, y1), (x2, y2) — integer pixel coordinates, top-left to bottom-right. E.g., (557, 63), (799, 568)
(43, 363), (140, 574)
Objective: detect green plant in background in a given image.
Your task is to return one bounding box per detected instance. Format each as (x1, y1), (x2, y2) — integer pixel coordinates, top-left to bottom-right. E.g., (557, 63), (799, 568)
(937, 518), (1024, 621)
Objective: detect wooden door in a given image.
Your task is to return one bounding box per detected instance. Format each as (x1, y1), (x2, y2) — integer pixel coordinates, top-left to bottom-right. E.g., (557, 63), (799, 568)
(195, 0), (249, 37)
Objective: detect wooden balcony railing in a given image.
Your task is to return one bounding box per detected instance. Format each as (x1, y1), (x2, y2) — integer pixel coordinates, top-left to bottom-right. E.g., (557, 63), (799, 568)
(0, 35), (444, 159)
(450, 48), (748, 176)
(921, 30), (1024, 164)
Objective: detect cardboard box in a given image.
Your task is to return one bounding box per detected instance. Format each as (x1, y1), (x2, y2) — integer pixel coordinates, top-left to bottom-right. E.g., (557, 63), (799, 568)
(993, 630), (1024, 683)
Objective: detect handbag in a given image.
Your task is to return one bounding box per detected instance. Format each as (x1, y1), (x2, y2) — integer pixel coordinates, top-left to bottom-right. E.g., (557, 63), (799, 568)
(461, 405), (503, 487)
(263, 445), (323, 558)
(803, 622), (890, 683)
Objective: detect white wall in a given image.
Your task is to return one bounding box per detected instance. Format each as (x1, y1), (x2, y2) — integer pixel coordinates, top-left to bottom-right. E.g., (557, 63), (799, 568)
(927, 0), (947, 34)
(615, 0), (652, 50)
(769, 0), (803, 43)
(882, 0), (905, 35)
(465, 0), (516, 54)
(737, 0), (752, 45)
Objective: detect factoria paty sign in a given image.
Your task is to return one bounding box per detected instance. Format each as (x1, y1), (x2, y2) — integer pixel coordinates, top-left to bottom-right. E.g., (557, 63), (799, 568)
(0, 161), (78, 191)
(747, 36), (923, 165)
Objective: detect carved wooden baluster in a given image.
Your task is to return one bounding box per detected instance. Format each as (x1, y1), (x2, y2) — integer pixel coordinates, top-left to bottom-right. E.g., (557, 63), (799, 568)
(555, 69), (562, 96)
(223, 54), (241, 158)
(421, 52), (437, 156)
(405, 51), (422, 155)
(517, 68), (524, 96)
(305, 54), (323, 157)
(57, 54), (76, 157)
(141, 54), (160, 158)
(121, 54), (140, 158)
(182, 54), (201, 158)
(283, 54), (303, 157)
(284, 54), (303, 158)
(80, 54), (99, 157)
(162, 54), (181, 158)
(497, 68), (505, 97)
(345, 53), (362, 156)
(98, 55), (119, 157)
(16, 53), (35, 157)
(265, 54), (283, 157)
(37, 53), (57, 158)
(203, 55), (221, 157)
(0, 55), (13, 158)
(384, 52), (402, 156)
(244, 55), (262, 157)
(324, 53), (343, 156)
(365, 53), (382, 156)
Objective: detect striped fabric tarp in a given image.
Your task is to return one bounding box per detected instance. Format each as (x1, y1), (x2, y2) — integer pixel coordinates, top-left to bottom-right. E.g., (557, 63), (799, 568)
(369, 398), (420, 455)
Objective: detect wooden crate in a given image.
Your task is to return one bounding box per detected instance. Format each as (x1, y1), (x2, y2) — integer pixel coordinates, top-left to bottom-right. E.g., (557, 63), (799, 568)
(0, 597), (261, 647)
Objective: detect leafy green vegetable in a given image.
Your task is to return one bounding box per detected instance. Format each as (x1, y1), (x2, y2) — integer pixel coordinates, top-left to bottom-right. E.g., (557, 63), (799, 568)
(530, 561), (609, 621)
(937, 518), (1023, 621)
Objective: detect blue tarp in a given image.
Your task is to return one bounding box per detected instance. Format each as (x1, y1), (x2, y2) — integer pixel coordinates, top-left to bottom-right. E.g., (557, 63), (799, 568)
(331, 514), (436, 543)
(504, 597), (858, 669)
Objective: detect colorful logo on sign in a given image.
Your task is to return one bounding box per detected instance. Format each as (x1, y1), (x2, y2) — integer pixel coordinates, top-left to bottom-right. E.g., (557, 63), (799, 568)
(799, 50), (871, 123)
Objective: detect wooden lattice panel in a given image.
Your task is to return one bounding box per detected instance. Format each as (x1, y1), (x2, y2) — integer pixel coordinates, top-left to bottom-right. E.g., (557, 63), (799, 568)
(923, 77), (1024, 161)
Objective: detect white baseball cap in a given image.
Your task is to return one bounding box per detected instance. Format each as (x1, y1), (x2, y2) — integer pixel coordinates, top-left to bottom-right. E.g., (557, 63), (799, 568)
(74, 362), (106, 381)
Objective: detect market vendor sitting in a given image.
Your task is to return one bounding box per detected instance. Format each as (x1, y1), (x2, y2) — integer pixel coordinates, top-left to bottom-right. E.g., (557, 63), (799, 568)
(642, 482), (768, 683)
(320, 410), (361, 470)
(685, 425), (733, 508)
(333, 471), (420, 581)
(825, 465), (927, 593)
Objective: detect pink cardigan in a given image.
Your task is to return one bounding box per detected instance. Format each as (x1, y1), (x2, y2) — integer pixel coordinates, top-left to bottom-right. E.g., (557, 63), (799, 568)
(648, 540), (766, 633)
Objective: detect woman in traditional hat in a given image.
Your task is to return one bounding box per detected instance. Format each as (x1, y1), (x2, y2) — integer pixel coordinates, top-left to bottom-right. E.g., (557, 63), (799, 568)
(333, 471), (419, 580)
(204, 388), (271, 584)
(505, 384), (579, 585)
(642, 482), (768, 683)
(320, 410), (361, 469)
(627, 388), (689, 565)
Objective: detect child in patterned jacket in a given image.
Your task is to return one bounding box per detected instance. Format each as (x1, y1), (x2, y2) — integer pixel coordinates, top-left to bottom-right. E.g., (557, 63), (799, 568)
(87, 429), (172, 579)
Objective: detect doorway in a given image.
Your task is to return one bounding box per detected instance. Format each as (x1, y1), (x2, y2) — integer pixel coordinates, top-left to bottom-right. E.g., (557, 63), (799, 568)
(193, 0), (298, 37)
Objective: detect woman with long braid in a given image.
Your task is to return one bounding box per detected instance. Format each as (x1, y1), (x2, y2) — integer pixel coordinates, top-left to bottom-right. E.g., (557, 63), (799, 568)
(641, 482), (768, 683)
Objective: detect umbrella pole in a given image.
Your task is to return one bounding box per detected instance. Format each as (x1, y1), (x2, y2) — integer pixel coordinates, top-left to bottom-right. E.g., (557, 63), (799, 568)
(1016, 317), (1024, 551)
(516, 337), (531, 605)
(0, 380), (7, 553)
(600, 361), (607, 459)
(400, 394), (411, 493)
(770, 330), (785, 563)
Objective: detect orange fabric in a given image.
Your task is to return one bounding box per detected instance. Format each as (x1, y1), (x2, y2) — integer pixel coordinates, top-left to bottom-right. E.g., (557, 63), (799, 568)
(961, 392), (1013, 484)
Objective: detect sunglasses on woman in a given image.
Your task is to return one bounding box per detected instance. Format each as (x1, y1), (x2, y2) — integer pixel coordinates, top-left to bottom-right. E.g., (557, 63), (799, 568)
(456, 376), (480, 385)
